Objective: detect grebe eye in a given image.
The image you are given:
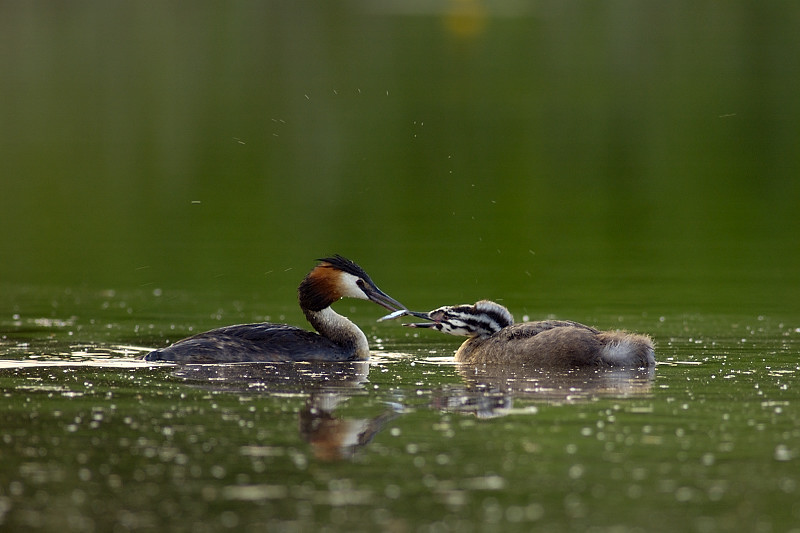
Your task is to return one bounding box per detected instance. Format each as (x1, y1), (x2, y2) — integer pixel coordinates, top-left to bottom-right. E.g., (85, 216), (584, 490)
(356, 279), (366, 289)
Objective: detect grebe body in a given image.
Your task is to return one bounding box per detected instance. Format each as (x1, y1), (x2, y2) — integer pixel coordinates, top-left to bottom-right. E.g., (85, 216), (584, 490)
(404, 300), (655, 368)
(143, 256), (405, 363)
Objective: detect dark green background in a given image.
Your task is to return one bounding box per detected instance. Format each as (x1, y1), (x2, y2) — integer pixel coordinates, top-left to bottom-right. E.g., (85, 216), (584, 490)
(3, 1), (798, 317)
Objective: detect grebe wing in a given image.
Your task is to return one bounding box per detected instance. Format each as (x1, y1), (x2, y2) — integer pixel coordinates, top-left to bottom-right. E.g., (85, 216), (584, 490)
(202, 322), (316, 342)
(145, 323), (352, 363)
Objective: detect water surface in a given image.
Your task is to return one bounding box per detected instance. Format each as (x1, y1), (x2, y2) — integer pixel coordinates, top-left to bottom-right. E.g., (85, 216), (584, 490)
(2, 304), (799, 531)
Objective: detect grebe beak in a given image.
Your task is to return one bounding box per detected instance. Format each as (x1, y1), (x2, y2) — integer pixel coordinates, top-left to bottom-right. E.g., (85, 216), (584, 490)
(361, 283), (407, 313)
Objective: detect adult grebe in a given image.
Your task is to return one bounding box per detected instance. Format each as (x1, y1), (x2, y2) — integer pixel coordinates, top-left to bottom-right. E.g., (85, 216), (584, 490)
(398, 300), (655, 368)
(142, 255), (406, 363)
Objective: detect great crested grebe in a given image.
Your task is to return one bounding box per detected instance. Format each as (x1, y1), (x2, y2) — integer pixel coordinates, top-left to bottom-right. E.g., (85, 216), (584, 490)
(142, 255), (406, 363)
(398, 300), (655, 368)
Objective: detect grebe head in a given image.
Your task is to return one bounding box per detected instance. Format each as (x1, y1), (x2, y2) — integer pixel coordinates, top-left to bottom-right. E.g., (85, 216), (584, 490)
(403, 300), (514, 338)
(298, 255), (406, 313)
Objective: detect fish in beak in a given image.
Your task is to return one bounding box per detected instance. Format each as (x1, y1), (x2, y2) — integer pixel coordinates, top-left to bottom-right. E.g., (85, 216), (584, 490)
(377, 308), (436, 327)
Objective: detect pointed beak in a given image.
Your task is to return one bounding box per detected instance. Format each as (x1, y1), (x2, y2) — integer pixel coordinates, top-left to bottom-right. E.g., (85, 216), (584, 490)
(402, 310), (437, 329)
(362, 284), (407, 313)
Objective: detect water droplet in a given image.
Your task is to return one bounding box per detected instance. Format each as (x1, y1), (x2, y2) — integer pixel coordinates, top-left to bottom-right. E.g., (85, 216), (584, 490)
(774, 444), (794, 462)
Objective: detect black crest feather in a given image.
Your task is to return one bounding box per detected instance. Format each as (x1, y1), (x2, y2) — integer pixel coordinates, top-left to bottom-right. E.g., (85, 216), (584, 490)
(317, 255), (375, 285)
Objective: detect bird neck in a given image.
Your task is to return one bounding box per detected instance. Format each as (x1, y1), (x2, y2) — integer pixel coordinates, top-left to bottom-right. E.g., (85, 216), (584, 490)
(303, 306), (370, 359)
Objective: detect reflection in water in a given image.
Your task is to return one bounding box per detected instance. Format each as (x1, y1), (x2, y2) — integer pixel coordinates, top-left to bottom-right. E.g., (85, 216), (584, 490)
(171, 362), (401, 460)
(299, 392), (401, 461)
(433, 364), (655, 418)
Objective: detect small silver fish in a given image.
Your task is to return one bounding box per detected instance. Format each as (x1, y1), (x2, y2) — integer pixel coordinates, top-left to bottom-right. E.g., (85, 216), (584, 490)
(377, 309), (410, 322)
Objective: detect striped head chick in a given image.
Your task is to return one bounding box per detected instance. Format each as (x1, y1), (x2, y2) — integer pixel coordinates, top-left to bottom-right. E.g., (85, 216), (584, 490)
(404, 300), (514, 338)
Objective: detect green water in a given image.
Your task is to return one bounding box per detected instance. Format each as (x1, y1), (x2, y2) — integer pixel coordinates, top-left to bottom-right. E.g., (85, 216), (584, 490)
(2, 2), (800, 532)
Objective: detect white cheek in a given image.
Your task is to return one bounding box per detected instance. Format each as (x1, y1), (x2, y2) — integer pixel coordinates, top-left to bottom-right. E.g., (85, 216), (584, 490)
(338, 273), (367, 299)
(441, 323), (472, 337)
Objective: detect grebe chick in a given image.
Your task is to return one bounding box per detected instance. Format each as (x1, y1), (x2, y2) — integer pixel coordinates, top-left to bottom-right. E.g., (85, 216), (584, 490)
(403, 300), (655, 368)
(143, 255), (406, 363)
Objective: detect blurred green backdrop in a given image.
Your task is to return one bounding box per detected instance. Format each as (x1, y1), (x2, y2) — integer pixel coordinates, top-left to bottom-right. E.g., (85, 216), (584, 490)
(2, 1), (799, 320)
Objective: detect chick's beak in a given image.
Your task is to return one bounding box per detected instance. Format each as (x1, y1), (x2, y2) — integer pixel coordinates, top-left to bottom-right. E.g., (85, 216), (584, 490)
(402, 310), (437, 329)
